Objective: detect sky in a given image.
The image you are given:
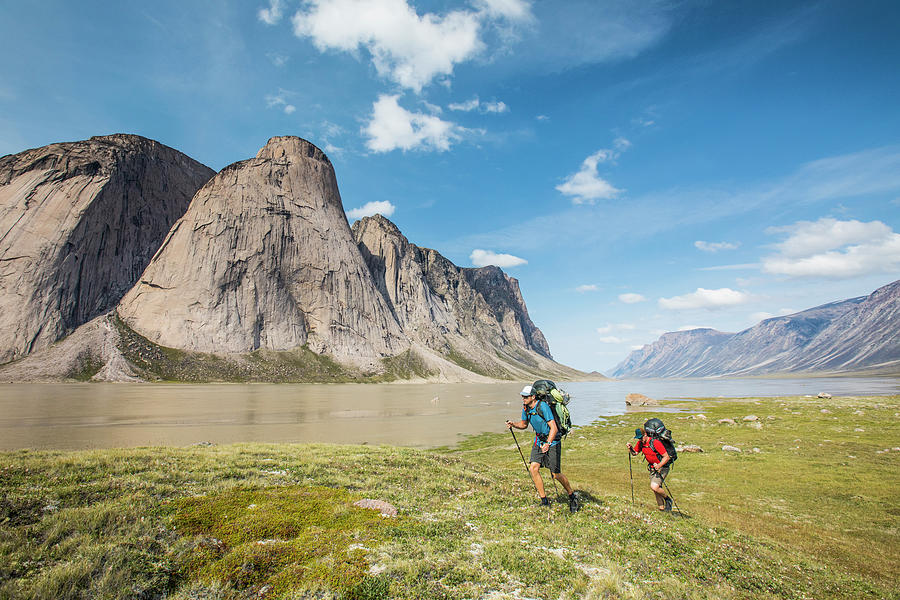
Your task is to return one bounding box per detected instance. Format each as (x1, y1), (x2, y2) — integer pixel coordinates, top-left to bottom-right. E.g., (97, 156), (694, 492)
(1, 0), (899, 374)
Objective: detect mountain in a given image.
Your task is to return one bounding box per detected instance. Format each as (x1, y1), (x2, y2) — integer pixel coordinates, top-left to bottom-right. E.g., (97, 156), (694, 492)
(0, 136), (585, 383)
(117, 136), (408, 371)
(0, 134), (214, 364)
(611, 280), (900, 378)
(352, 214), (568, 380)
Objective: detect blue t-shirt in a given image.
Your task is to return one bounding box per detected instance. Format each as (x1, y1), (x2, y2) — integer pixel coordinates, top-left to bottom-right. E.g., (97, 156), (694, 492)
(522, 401), (560, 446)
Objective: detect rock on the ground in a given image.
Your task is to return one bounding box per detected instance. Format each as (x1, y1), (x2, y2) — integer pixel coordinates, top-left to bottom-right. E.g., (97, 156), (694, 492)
(353, 499), (398, 517)
(625, 393), (659, 406)
(722, 445), (742, 452)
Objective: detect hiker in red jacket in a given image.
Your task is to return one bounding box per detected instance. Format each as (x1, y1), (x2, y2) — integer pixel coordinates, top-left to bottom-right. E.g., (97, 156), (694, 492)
(627, 427), (673, 511)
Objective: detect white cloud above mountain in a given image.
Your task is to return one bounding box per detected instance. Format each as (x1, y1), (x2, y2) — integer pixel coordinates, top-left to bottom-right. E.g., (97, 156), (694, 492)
(258, 0), (285, 25)
(470, 249), (527, 268)
(363, 95), (466, 152)
(556, 140), (628, 204)
(659, 288), (749, 310)
(762, 218), (900, 278)
(347, 200), (396, 220)
(290, 0), (531, 93)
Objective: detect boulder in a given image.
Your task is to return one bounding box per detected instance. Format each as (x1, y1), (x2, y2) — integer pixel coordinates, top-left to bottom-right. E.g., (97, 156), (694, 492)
(742, 415), (759, 421)
(718, 418), (736, 425)
(625, 393), (659, 406)
(817, 392), (832, 399)
(722, 445), (742, 453)
(677, 445), (703, 453)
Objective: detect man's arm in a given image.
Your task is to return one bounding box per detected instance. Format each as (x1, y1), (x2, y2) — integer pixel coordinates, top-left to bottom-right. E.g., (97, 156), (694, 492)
(506, 418), (528, 430)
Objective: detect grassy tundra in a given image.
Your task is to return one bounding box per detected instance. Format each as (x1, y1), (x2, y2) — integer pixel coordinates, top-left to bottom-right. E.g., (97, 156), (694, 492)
(0, 394), (897, 599)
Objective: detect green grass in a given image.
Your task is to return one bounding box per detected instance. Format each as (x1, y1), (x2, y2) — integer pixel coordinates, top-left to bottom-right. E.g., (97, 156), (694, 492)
(0, 395), (897, 599)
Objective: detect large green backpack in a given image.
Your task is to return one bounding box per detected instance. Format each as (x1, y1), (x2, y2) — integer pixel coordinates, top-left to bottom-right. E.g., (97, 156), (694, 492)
(531, 379), (572, 437)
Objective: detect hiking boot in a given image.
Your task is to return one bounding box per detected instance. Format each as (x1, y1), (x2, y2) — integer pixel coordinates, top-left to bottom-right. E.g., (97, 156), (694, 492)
(540, 496), (551, 506)
(568, 494), (580, 513)
(664, 496), (673, 512)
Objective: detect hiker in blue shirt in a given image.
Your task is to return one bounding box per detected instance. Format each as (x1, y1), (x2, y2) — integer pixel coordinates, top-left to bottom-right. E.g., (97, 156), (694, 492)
(506, 385), (580, 512)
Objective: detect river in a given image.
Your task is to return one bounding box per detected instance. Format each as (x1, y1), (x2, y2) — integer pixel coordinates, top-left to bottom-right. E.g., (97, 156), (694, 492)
(0, 377), (896, 451)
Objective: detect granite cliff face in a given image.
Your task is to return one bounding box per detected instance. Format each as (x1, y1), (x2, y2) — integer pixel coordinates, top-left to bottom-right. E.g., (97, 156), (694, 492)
(352, 215), (562, 378)
(612, 280), (900, 378)
(0, 134), (214, 363)
(117, 137), (407, 370)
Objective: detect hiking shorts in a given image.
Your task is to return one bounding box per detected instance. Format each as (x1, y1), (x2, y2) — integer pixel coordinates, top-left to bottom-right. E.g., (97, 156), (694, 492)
(649, 465), (669, 486)
(530, 442), (561, 474)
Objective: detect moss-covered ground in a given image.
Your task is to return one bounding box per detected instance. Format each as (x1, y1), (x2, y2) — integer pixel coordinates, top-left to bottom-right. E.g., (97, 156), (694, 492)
(0, 394), (897, 599)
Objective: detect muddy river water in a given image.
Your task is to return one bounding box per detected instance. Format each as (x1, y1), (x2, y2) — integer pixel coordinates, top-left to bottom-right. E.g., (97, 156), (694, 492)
(0, 377), (896, 450)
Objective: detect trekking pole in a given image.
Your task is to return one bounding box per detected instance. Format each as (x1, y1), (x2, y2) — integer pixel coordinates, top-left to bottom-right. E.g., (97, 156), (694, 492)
(656, 469), (685, 519)
(509, 427), (540, 498)
(628, 452), (635, 505)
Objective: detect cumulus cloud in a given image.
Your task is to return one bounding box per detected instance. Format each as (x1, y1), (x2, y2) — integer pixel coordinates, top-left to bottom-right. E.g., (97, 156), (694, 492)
(556, 141), (629, 204)
(576, 284), (598, 293)
(258, 0), (285, 25)
(363, 95), (465, 152)
(291, 0), (531, 93)
(618, 293), (646, 304)
(695, 240), (739, 252)
(659, 288), (749, 310)
(470, 249), (527, 268)
(346, 200), (396, 220)
(762, 218), (900, 278)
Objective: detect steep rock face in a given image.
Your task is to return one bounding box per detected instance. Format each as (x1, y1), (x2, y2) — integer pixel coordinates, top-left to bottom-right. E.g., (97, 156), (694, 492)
(352, 214), (553, 374)
(612, 280), (899, 377)
(0, 134), (214, 363)
(117, 137), (407, 368)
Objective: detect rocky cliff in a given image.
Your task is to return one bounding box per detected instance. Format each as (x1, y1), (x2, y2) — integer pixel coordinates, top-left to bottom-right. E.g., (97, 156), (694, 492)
(117, 137), (408, 371)
(0, 134), (214, 363)
(352, 214), (567, 379)
(612, 279), (900, 378)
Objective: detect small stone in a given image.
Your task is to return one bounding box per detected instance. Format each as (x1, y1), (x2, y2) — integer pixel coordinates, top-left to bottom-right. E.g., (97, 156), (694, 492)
(678, 445), (704, 453)
(854, 428), (864, 432)
(353, 499), (398, 518)
(742, 415), (759, 421)
(694, 414), (707, 420)
(820, 409), (831, 414)
(722, 445), (742, 453)
(718, 418), (736, 425)
(752, 448), (761, 453)
(817, 392), (832, 399)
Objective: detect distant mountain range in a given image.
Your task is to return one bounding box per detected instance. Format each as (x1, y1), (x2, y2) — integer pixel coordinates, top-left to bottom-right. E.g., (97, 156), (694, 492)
(0, 134), (586, 383)
(612, 279), (900, 378)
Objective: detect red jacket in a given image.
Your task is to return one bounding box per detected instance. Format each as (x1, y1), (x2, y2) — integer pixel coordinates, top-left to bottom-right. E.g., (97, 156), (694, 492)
(635, 438), (668, 466)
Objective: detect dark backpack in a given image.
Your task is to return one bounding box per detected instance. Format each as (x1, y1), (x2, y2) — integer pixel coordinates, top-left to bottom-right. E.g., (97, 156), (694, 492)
(647, 431), (678, 464)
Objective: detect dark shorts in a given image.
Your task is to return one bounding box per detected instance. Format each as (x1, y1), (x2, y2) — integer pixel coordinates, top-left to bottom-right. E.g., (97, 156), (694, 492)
(530, 442), (562, 473)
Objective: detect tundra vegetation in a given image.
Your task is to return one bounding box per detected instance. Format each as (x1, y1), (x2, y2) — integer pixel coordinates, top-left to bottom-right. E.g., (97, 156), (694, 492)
(0, 394), (897, 599)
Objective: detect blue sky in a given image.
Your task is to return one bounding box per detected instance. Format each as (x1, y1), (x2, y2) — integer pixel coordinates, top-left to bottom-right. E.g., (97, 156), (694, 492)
(2, 0), (899, 374)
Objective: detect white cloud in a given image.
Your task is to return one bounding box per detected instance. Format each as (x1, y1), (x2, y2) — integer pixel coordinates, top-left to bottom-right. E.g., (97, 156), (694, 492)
(470, 249), (527, 268)
(347, 200), (396, 220)
(576, 284), (598, 293)
(659, 288), (749, 310)
(258, 0), (285, 25)
(695, 240), (739, 252)
(597, 323), (635, 333)
(536, 114), (549, 121)
(291, 0), (494, 93)
(363, 94), (464, 153)
(472, 0), (533, 21)
(598, 336), (624, 344)
(265, 90), (296, 115)
(762, 218), (900, 278)
(618, 293), (645, 304)
(556, 144), (626, 204)
(448, 96), (509, 114)
(266, 52), (289, 67)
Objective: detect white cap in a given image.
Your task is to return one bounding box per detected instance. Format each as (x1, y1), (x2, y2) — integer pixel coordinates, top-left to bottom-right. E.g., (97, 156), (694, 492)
(520, 385), (533, 397)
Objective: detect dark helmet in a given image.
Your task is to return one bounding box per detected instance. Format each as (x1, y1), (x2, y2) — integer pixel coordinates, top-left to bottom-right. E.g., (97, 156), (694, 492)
(531, 379), (556, 398)
(643, 418), (666, 436)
